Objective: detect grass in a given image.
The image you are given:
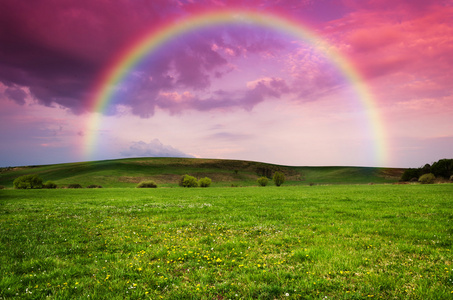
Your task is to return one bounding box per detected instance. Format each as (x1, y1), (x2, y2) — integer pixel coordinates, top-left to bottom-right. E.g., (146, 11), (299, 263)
(0, 157), (405, 188)
(1, 184), (452, 299)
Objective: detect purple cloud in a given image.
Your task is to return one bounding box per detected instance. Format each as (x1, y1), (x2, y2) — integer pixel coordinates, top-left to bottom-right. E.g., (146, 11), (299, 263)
(0, 0), (180, 113)
(0, 0), (344, 118)
(149, 77), (291, 116)
(2, 0), (452, 120)
(4, 86), (27, 105)
(107, 25), (290, 117)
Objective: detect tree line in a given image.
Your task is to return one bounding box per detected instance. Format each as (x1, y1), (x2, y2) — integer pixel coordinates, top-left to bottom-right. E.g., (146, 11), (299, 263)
(400, 158), (453, 183)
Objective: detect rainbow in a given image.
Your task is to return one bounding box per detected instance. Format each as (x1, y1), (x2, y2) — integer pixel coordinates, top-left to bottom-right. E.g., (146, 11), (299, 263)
(85, 8), (388, 165)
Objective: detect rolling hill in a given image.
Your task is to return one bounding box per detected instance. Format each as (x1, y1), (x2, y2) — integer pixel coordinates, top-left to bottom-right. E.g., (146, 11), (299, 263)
(0, 157), (405, 188)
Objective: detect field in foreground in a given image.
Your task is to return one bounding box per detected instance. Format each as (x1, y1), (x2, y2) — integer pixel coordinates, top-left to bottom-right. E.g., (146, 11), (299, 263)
(1, 185), (452, 299)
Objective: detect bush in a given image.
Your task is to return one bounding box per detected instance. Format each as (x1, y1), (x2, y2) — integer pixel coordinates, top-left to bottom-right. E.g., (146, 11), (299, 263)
(67, 183), (83, 189)
(179, 175), (198, 187)
(418, 173), (435, 184)
(87, 185), (103, 188)
(13, 174), (43, 189)
(273, 171), (286, 187)
(198, 177), (212, 187)
(450, 175), (453, 182)
(136, 181), (157, 188)
(42, 181), (57, 189)
(257, 176), (268, 186)
(0, 185), (4, 190)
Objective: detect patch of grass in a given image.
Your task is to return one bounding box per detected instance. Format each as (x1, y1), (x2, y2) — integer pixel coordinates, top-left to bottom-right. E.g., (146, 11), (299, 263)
(1, 184), (452, 298)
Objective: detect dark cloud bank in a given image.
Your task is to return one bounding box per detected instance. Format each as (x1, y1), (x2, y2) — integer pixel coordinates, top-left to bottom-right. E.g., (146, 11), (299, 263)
(0, 0), (339, 117)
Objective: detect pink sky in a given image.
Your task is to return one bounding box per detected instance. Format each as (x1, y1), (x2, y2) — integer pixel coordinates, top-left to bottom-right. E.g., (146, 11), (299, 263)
(1, 0), (452, 168)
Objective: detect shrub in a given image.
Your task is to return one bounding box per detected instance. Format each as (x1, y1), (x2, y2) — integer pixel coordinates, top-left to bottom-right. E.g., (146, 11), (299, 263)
(418, 173), (435, 184)
(257, 176), (268, 186)
(273, 171), (286, 187)
(0, 185), (4, 189)
(67, 183), (83, 189)
(42, 181), (57, 189)
(198, 177), (212, 187)
(87, 185), (103, 188)
(179, 175), (198, 187)
(13, 174), (43, 189)
(136, 181), (157, 188)
(450, 175), (453, 182)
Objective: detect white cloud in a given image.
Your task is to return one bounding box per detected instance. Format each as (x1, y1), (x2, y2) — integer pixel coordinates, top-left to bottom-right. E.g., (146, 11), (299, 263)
(120, 139), (194, 158)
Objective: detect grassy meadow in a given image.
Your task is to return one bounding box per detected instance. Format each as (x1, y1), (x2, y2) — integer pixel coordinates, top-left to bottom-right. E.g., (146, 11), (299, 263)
(1, 184), (452, 299)
(0, 157), (405, 188)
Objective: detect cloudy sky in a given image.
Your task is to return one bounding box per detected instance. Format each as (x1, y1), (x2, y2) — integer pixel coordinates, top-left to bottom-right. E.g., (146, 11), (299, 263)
(1, 0), (452, 168)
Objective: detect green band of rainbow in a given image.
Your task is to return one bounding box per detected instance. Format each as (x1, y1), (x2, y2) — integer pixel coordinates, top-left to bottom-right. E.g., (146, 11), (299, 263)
(85, 9), (388, 165)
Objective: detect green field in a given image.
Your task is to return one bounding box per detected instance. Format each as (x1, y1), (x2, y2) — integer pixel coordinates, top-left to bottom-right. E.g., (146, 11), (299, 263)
(0, 157), (405, 188)
(1, 184), (452, 299)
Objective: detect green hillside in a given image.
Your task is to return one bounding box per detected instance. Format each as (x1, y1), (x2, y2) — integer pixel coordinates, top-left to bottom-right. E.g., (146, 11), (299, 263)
(0, 157), (405, 188)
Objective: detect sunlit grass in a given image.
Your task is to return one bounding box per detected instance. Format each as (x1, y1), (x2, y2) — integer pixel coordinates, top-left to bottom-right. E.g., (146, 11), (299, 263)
(1, 184), (452, 299)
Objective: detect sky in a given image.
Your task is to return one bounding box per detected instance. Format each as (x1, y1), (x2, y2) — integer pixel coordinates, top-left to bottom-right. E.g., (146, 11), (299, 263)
(1, 0), (452, 168)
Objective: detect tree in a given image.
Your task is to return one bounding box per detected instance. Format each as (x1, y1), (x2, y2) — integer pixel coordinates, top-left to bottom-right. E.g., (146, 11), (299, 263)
(273, 171), (285, 187)
(256, 166), (273, 178)
(257, 176), (268, 186)
(400, 168), (421, 181)
(13, 174), (43, 189)
(401, 159), (453, 182)
(419, 173), (435, 184)
(421, 163), (431, 175)
(179, 175), (198, 187)
(198, 177), (212, 187)
(431, 159), (453, 178)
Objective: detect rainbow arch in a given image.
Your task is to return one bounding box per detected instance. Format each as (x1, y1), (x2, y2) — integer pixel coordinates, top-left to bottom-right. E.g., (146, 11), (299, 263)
(85, 8), (388, 166)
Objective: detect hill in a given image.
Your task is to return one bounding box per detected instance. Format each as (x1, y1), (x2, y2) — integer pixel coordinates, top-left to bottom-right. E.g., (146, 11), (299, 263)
(0, 157), (405, 188)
